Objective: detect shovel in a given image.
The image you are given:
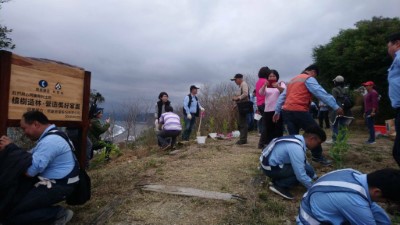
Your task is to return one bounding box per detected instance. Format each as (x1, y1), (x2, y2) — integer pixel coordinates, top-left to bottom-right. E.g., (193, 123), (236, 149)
(197, 111), (204, 136)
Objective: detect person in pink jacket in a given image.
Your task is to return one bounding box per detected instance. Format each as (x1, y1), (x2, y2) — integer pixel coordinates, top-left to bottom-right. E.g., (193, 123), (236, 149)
(258, 69), (286, 149)
(255, 66), (271, 141)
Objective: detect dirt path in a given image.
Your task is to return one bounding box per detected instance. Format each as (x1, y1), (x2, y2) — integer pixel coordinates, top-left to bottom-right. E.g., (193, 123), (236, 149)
(69, 129), (399, 225)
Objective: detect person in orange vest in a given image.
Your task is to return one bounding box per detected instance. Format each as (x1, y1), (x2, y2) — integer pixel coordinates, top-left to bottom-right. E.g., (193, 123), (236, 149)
(273, 65), (344, 165)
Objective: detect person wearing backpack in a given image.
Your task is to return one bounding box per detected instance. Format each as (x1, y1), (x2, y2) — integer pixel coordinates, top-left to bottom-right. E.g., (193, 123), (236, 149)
(259, 126), (325, 200)
(0, 111), (78, 225)
(329, 75), (353, 143)
(182, 85), (205, 141)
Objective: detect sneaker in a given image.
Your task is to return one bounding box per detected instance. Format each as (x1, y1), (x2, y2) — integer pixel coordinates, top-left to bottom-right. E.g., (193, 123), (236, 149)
(269, 185), (294, 200)
(312, 157), (332, 166)
(236, 140), (247, 145)
(365, 141), (376, 144)
(53, 208), (73, 225)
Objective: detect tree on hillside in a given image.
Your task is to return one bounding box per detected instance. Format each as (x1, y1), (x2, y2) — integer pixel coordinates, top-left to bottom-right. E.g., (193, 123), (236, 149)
(313, 17), (400, 120)
(0, 0), (15, 50)
(90, 89), (105, 104)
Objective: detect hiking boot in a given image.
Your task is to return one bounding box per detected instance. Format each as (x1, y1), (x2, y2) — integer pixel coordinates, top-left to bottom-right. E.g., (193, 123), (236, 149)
(312, 157), (332, 166)
(269, 185), (294, 200)
(53, 208), (73, 225)
(236, 140), (247, 145)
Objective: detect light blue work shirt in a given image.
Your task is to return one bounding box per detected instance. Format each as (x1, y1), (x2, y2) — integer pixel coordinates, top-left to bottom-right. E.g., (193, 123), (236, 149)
(298, 173), (390, 225)
(275, 77), (339, 114)
(27, 124), (75, 179)
(183, 94), (202, 114)
(266, 135), (313, 189)
(388, 49), (400, 108)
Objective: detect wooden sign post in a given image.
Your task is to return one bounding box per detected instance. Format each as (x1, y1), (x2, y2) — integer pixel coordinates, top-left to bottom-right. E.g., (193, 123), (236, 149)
(0, 50), (91, 168)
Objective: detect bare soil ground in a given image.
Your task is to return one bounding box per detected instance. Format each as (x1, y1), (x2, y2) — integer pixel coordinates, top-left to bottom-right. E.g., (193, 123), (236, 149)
(68, 128), (399, 225)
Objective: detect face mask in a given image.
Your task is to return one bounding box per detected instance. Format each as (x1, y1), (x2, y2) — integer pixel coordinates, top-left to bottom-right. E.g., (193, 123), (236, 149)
(267, 79), (277, 87)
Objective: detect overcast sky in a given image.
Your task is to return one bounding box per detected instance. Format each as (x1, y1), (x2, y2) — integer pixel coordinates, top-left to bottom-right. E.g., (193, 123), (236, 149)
(2, 0), (399, 109)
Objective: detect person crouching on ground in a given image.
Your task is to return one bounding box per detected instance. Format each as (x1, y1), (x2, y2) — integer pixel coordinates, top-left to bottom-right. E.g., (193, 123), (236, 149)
(0, 111), (78, 225)
(259, 125), (326, 200)
(88, 107), (112, 161)
(297, 168), (400, 225)
(157, 106), (182, 151)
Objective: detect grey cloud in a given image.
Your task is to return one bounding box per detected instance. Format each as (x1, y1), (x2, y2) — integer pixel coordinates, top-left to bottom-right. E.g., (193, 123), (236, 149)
(2, 0), (399, 109)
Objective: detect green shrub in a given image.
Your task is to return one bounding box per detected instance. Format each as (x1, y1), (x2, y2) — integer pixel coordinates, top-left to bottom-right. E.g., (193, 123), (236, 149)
(329, 126), (349, 168)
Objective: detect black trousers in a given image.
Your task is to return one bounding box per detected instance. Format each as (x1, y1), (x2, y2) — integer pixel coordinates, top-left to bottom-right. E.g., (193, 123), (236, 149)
(238, 111), (248, 142)
(318, 110), (330, 128)
(5, 182), (76, 224)
(259, 111), (283, 147)
(393, 109), (400, 167)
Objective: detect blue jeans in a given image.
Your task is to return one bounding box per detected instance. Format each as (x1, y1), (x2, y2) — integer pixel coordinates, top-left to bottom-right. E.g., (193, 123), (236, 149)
(282, 110), (323, 159)
(246, 112), (255, 131)
(393, 109), (400, 166)
(182, 113), (196, 141)
(365, 110), (375, 142)
(262, 163), (315, 189)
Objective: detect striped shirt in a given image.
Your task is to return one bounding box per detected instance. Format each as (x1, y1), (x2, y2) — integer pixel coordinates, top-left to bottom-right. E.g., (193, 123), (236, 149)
(159, 112), (182, 131)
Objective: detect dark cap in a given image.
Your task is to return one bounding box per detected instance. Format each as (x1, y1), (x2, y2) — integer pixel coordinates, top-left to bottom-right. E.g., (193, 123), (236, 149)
(304, 64), (319, 75)
(230, 73), (243, 81)
(190, 85), (200, 91)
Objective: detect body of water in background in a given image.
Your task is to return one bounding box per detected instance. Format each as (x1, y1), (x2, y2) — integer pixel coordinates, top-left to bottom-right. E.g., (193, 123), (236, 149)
(103, 121), (150, 143)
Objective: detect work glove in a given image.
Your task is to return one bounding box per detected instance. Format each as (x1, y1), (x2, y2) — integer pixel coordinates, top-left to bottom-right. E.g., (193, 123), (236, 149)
(187, 113), (192, 119)
(154, 119), (159, 131)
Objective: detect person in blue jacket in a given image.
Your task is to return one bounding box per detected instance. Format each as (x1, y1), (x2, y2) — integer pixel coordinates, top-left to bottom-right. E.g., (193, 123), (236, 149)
(297, 168), (400, 225)
(259, 125), (326, 200)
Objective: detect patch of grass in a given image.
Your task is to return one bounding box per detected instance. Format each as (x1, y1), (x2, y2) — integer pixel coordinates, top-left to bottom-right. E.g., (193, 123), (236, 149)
(258, 192), (268, 201)
(370, 152), (384, 162)
(144, 158), (164, 169)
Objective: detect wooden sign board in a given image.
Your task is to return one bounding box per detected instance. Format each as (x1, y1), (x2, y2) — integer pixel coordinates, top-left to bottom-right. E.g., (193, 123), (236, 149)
(9, 54), (85, 121)
(0, 50), (91, 169)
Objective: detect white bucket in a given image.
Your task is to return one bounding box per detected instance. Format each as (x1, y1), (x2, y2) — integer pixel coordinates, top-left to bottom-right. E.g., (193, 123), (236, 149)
(254, 113), (262, 121)
(197, 136), (207, 144)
